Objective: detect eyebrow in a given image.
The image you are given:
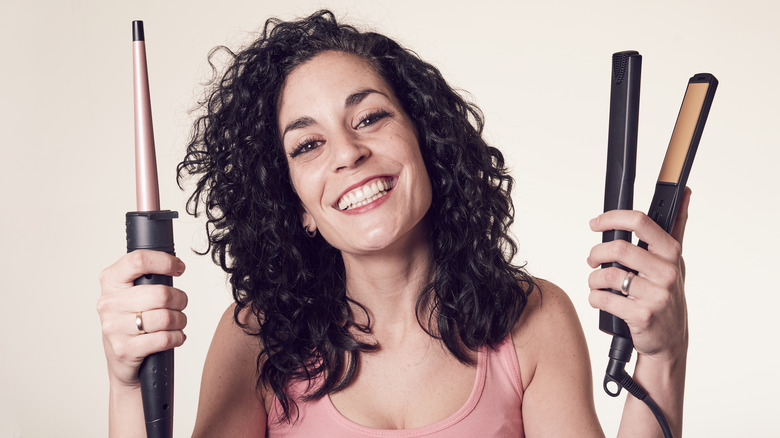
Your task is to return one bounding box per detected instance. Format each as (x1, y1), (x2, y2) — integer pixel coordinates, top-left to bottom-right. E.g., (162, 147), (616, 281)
(281, 116), (316, 140)
(345, 88), (385, 108)
(281, 88), (388, 140)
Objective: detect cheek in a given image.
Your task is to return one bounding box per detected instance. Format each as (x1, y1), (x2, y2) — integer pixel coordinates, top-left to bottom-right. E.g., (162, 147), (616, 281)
(289, 164), (327, 213)
(404, 145), (433, 211)
(418, 168), (433, 211)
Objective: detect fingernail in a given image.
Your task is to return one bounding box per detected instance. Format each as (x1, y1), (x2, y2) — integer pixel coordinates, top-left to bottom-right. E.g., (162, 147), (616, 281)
(589, 217), (598, 228)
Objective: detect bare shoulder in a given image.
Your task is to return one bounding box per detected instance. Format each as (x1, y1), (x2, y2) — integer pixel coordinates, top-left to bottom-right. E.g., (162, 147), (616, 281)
(514, 278), (578, 329)
(192, 303), (268, 438)
(511, 279), (603, 436)
(511, 280), (584, 373)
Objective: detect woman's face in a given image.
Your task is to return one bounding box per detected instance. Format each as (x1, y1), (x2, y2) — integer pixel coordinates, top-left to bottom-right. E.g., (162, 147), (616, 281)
(278, 51), (432, 256)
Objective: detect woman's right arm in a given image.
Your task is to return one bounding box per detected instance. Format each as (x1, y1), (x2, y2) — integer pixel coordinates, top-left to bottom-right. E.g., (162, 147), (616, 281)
(192, 304), (268, 437)
(97, 250), (188, 438)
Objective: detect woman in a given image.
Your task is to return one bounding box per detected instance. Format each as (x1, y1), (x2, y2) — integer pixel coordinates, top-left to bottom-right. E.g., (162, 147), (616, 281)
(98, 10), (689, 437)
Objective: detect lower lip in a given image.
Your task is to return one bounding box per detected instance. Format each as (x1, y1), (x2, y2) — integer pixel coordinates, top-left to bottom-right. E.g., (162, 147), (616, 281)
(338, 187), (394, 215)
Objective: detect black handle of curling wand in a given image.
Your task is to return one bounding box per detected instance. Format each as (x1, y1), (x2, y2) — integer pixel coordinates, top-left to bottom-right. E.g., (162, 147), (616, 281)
(126, 210), (178, 438)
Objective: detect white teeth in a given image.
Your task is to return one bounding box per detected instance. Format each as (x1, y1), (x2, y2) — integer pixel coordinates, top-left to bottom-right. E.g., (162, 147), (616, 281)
(338, 178), (394, 210)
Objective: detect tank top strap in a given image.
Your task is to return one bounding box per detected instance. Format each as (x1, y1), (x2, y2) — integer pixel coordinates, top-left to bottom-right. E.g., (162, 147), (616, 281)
(493, 329), (524, 401)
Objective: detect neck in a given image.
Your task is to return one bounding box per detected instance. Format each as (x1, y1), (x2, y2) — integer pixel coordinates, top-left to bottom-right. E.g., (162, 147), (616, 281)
(341, 223), (434, 346)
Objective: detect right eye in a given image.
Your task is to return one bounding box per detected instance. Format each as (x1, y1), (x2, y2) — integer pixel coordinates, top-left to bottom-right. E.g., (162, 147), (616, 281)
(289, 138), (324, 158)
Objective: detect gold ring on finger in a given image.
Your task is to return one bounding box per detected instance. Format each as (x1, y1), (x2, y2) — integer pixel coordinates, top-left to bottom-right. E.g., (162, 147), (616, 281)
(621, 272), (635, 296)
(136, 312), (147, 334)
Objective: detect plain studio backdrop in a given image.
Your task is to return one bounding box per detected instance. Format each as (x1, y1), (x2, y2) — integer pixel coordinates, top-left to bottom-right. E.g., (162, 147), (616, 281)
(1, 0), (777, 436)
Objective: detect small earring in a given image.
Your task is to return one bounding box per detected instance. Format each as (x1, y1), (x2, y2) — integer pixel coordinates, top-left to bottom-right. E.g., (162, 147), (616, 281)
(304, 225), (317, 238)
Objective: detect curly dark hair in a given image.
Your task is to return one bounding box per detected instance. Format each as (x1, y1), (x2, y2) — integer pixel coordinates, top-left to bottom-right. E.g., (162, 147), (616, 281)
(177, 9), (536, 422)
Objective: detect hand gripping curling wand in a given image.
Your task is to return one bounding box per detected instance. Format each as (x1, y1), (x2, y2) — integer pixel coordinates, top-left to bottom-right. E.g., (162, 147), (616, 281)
(128, 20), (177, 438)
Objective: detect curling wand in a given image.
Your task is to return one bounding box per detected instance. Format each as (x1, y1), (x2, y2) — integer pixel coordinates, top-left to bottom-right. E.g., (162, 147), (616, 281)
(127, 20), (177, 438)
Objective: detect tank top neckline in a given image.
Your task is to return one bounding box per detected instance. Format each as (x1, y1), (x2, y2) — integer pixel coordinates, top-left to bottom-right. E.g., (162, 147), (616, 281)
(319, 345), (488, 436)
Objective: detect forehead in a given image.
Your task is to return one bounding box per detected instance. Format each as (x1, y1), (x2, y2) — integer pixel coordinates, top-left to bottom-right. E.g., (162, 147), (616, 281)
(278, 51), (391, 119)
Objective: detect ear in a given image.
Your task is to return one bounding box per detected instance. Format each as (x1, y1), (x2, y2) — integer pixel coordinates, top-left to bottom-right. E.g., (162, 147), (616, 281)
(301, 209), (317, 233)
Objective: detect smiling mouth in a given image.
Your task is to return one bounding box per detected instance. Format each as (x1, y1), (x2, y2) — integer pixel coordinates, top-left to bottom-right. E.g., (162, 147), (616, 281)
(337, 177), (395, 211)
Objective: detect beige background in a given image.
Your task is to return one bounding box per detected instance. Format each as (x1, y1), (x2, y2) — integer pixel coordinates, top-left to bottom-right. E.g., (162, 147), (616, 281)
(1, 0), (778, 436)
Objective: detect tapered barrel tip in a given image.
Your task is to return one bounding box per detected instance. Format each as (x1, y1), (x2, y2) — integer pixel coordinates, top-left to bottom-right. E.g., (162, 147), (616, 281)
(133, 21), (145, 41)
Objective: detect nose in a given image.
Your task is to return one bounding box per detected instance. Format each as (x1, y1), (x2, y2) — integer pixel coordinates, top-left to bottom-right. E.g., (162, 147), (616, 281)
(330, 130), (369, 172)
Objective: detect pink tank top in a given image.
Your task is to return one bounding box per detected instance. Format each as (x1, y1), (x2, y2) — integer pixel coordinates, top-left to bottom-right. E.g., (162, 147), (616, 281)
(267, 334), (524, 437)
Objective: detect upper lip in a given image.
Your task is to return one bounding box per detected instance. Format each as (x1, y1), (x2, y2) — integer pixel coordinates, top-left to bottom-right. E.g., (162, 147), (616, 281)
(333, 175), (396, 209)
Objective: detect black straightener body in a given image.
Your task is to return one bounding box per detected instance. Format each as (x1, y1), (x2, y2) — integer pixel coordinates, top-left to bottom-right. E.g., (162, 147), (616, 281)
(600, 51), (641, 344)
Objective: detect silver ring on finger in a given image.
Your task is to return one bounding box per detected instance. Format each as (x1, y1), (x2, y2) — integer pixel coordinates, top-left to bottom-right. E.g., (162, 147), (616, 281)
(136, 312), (147, 334)
(621, 272), (635, 296)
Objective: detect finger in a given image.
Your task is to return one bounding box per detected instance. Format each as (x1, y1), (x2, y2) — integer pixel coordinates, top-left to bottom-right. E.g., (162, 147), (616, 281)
(131, 285), (189, 312)
(588, 267), (648, 299)
(587, 287), (664, 326)
(588, 288), (634, 320)
(670, 187), (692, 246)
(100, 250), (186, 287)
(590, 210), (680, 262)
(97, 285), (188, 322)
(124, 331), (188, 360)
(134, 309), (188, 334)
(587, 239), (677, 281)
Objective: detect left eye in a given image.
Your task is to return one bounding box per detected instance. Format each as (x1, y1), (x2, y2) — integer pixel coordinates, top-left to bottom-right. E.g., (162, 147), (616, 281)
(356, 110), (391, 129)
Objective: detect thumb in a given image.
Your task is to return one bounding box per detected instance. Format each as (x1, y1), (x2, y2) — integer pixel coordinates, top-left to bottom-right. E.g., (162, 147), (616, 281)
(670, 186), (692, 247)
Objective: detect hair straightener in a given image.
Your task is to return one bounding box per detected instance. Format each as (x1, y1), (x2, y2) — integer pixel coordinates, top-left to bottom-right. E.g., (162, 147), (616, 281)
(601, 51), (717, 438)
(126, 20), (178, 438)
(640, 73), (717, 242)
(600, 50), (641, 345)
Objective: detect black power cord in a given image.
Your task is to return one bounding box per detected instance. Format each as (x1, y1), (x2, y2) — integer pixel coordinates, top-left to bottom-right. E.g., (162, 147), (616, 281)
(604, 335), (673, 438)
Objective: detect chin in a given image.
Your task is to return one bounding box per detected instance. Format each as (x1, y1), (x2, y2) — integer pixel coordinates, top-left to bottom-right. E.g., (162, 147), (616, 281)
(355, 221), (429, 255)
(336, 231), (398, 255)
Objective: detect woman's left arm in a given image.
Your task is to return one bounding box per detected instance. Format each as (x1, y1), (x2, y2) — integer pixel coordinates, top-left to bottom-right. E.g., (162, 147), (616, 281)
(587, 187), (692, 438)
